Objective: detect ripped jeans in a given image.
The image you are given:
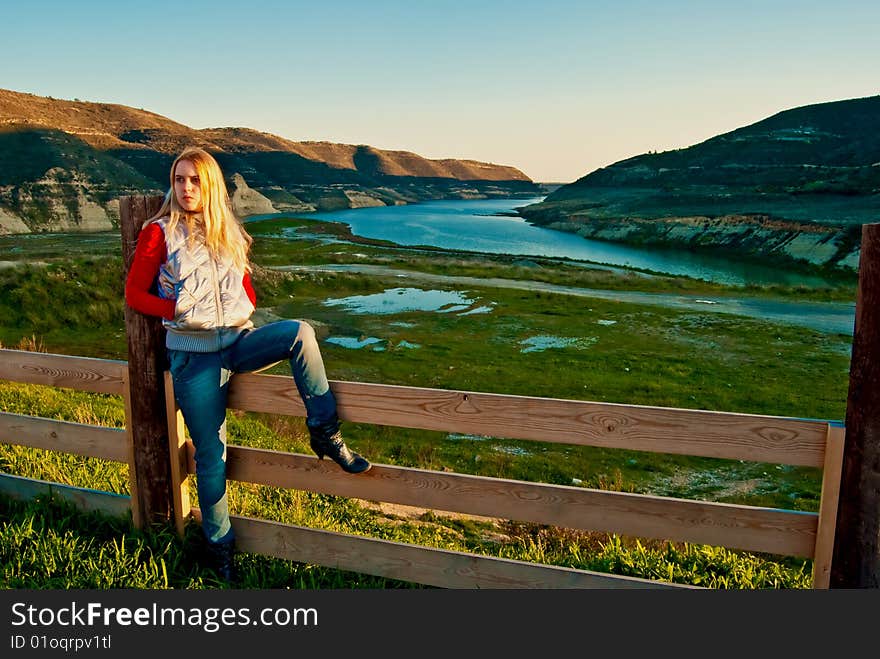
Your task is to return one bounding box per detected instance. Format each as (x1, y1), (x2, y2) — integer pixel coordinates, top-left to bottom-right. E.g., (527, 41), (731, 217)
(167, 320), (338, 546)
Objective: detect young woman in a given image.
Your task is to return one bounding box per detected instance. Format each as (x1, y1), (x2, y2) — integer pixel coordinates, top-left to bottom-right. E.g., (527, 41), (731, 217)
(124, 146), (370, 583)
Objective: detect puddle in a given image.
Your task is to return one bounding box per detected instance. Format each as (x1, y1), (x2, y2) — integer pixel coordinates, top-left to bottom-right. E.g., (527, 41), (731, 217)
(323, 287), (486, 315)
(326, 336), (422, 351)
(325, 336), (384, 349)
(596, 319), (617, 326)
(519, 335), (598, 353)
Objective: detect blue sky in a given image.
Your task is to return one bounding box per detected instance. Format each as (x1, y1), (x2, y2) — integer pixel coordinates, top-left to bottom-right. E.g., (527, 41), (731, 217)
(3, 0), (878, 181)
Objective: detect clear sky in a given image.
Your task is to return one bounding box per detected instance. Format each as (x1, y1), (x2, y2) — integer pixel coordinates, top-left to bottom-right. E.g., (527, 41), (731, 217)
(3, 0), (878, 182)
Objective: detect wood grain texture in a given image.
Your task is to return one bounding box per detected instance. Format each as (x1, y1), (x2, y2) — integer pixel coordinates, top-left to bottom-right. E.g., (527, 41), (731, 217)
(0, 473), (131, 518)
(0, 349), (126, 394)
(227, 373), (829, 467)
(120, 194), (174, 526)
(832, 223), (880, 587)
(812, 423), (845, 588)
(121, 370), (142, 529)
(0, 412), (128, 462)
(164, 372), (190, 537)
(221, 511), (700, 589)
(208, 443), (819, 557)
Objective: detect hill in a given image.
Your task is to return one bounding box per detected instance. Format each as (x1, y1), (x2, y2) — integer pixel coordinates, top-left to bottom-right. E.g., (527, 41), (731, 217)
(0, 89), (540, 233)
(518, 95), (880, 272)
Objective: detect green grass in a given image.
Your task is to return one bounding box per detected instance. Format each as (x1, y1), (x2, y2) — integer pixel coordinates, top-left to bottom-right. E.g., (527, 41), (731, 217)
(0, 225), (853, 589)
(0, 494), (415, 589)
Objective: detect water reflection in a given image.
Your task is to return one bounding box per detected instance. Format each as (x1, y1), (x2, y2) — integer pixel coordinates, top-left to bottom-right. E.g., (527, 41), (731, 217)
(519, 335), (598, 353)
(323, 287), (484, 315)
(325, 336), (384, 349)
(291, 198), (840, 287)
(323, 335), (423, 351)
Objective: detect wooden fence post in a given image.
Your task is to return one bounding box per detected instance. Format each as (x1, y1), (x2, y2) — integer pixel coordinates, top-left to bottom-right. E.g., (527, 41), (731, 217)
(831, 222), (880, 588)
(120, 194), (174, 529)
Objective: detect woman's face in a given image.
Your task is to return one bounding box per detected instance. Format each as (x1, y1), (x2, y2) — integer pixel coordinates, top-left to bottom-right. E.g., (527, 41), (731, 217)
(174, 159), (202, 212)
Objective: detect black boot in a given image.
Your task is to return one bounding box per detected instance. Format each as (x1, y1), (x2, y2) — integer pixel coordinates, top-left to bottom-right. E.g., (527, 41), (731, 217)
(205, 539), (238, 586)
(309, 427), (371, 474)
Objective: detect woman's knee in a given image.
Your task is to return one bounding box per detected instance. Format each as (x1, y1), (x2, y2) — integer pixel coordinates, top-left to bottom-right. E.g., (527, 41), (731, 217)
(271, 319), (316, 354)
(291, 321), (323, 359)
(294, 320), (316, 346)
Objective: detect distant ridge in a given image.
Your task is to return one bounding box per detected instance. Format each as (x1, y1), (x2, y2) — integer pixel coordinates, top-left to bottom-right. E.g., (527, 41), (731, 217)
(550, 94), (880, 197)
(0, 88), (539, 233)
(518, 95), (880, 272)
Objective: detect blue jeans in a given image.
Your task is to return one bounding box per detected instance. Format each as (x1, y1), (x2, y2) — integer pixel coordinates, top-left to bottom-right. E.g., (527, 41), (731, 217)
(167, 320), (338, 545)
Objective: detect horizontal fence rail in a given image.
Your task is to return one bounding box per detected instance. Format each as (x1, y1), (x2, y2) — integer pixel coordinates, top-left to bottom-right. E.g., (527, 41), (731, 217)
(0, 473), (131, 518)
(229, 373), (830, 467)
(0, 412), (128, 462)
(0, 348), (845, 588)
(0, 350), (126, 395)
(224, 511), (697, 589)
(218, 445), (819, 557)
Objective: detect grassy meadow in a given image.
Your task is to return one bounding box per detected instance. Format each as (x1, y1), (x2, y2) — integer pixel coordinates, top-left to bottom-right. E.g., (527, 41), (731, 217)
(0, 217), (858, 589)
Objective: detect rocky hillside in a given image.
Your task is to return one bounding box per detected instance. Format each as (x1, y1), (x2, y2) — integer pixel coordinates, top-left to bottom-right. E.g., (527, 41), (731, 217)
(519, 95), (880, 273)
(0, 89), (539, 234)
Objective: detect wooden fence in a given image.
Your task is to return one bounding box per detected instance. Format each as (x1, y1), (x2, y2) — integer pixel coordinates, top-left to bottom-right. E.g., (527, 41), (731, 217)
(0, 347), (845, 589)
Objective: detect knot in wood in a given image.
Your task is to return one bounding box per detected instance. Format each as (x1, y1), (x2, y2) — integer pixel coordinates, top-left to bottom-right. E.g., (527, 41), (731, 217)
(759, 426), (798, 444)
(594, 413), (626, 434)
(454, 393), (478, 414)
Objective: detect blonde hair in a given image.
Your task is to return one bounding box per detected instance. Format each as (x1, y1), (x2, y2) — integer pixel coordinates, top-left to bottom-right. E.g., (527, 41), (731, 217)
(148, 146), (252, 272)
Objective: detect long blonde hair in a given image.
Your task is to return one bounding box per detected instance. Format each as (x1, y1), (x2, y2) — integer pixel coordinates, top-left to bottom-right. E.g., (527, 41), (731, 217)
(148, 146), (252, 272)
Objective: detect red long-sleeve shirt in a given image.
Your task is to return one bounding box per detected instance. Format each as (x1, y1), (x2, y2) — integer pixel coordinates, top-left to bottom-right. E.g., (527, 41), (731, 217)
(125, 222), (256, 320)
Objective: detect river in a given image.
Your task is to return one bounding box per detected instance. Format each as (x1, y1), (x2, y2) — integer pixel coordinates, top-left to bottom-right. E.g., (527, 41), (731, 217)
(260, 197), (841, 288)
(246, 197), (855, 335)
